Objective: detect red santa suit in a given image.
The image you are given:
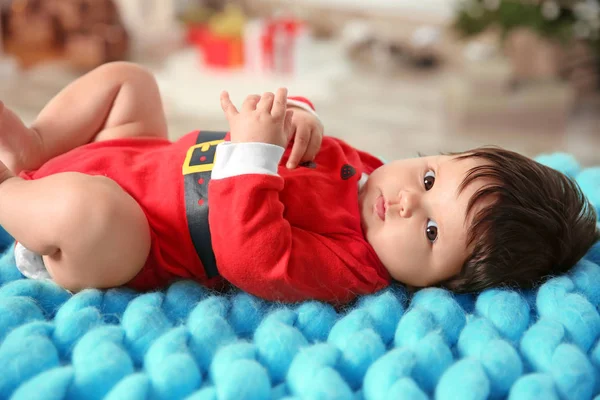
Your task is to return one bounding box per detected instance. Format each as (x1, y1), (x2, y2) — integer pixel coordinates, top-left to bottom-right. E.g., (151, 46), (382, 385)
(18, 97), (391, 303)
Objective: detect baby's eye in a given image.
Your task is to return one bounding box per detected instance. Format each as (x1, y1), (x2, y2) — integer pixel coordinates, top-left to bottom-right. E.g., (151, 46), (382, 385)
(426, 220), (438, 243)
(424, 170), (435, 191)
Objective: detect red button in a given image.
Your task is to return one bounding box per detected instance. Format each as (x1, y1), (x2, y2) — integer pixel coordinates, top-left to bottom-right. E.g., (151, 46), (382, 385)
(200, 156), (207, 162)
(198, 178), (204, 185)
(198, 199), (205, 206)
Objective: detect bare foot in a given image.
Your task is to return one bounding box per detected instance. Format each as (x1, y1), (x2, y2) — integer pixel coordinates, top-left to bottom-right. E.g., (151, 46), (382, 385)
(0, 101), (43, 174)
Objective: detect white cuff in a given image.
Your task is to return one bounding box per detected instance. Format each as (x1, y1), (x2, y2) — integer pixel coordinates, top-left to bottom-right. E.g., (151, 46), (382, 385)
(287, 99), (319, 120)
(212, 142), (284, 179)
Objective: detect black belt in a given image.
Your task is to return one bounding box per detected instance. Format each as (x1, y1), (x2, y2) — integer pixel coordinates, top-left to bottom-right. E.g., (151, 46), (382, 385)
(182, 131), (227, 278)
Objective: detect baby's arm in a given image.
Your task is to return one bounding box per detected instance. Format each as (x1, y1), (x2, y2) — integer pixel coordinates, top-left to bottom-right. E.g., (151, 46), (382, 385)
(209, 172), (372, 303)
(210, 91), (384, 303)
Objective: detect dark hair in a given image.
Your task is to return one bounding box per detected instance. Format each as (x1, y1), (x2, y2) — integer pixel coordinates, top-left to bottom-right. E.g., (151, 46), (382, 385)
(438, 147), (600, 293)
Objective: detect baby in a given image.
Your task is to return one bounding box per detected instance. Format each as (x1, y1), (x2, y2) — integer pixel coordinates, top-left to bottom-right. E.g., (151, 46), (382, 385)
(0, 62), (597, 304)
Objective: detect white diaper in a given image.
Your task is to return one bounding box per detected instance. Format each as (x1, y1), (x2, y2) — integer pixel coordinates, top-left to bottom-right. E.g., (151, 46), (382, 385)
(15, 242), (51, 280)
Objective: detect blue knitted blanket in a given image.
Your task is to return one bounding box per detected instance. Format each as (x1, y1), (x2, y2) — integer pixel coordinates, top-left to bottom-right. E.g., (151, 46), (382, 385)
(0, 153), (599, 400)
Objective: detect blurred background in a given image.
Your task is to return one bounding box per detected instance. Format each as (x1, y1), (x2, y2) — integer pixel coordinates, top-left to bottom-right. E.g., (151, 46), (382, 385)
(0, 0), (599, 164)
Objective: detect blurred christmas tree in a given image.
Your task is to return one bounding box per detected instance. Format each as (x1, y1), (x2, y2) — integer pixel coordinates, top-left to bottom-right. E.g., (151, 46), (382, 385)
(454, 0), (600, 92)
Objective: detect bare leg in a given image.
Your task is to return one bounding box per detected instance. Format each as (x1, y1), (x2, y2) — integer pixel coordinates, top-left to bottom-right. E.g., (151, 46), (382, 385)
(0, 62), (168, 174)
(0, 168), (151, 291)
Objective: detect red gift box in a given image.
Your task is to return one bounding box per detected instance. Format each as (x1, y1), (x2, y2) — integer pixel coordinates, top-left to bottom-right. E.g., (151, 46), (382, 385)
(187, 24), (244, 69)
(202, 32), (243, 68)
(186, 24), (208, 46)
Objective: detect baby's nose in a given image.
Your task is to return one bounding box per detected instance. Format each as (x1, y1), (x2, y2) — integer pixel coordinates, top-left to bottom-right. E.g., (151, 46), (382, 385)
(396, 191), (420, 218)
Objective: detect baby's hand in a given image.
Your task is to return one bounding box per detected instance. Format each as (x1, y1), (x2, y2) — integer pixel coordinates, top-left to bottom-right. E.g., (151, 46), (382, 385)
(220, 89), (294, 149)
(286, 108), (324, 169)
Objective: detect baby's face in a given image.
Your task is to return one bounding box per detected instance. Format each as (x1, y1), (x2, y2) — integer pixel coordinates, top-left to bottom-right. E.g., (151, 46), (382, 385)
(359, 154), (490, 288)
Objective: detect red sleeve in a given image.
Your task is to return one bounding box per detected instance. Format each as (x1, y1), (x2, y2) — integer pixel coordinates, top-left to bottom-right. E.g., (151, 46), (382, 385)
(356, 148), (385, 174)
(208, 174), (384, 303)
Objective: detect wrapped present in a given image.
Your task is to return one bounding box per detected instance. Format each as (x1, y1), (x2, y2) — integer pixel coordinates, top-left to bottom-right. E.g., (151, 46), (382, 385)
(189, 5), (245, 69)
(244, 16), (311, 75)
(201, 30), (243, 68)
(186, 24), (208, 46)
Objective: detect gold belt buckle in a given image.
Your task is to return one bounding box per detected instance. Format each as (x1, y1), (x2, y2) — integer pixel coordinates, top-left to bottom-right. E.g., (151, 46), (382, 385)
(182, 139), (224, 175)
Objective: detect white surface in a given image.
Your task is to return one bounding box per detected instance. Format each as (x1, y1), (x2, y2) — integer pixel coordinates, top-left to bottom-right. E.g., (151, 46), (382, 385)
(279, 0), (459, 21)
(0, 57), (19, 81)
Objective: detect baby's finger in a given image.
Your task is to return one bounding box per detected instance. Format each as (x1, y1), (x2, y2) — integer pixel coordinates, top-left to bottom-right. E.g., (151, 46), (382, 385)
(220, 91), (239, 118)
(302, 129), (322, 163)
(283, 109), (294, 139)
(271, 88), (288, 119)
(256, 92), (275, 113)
(242, 94), (261, 112)
(287, 126), (311, 169)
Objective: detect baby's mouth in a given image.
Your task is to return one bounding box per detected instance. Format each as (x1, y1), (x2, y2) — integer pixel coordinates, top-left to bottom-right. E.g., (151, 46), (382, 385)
(375, 195), (386, 221)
